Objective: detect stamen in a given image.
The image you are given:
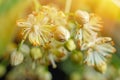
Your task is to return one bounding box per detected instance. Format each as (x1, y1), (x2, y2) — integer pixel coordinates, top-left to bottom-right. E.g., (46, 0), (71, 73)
(49, 54), (57, 68)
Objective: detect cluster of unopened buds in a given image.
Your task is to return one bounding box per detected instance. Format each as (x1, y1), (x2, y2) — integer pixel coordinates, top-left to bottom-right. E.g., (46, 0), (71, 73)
(10, 2), (116, 75)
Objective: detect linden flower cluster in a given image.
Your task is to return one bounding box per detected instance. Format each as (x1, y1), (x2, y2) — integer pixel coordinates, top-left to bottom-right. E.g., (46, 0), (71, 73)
(10, 4), (116, 74)
(17, 6), (69, 46)
(74, 10), (116, 73)
(11, 6), (70, 68)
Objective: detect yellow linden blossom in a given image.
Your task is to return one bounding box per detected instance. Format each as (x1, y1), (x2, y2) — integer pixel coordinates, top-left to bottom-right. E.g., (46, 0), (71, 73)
(17, 6), (68, 46)
(17, 12), (53, 46)
(40, 6), (67, 26)
(75, 10), (103, 47)
(81, 35), (116, 68)
(39, 6), (70, 42)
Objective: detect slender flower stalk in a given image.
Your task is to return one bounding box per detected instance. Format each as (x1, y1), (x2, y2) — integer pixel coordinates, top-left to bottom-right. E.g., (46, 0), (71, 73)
(33, 0), (41, 12)
(48, 54), (57, 68)
(17, 30), (29, 51)
(65, 0), (72, 13)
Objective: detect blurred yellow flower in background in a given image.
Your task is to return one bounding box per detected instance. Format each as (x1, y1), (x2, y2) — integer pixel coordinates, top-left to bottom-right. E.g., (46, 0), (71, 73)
(112, 0), (120, 8)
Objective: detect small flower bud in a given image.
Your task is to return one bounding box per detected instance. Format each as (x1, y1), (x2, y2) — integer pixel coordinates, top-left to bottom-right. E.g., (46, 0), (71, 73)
(10, 50), (24, 66)
(56, 47), (68, 61)
(42, 71), (52, 80)
(65, 39), (76, 51)
(70, 51), (83, 63)
(39, 71), (52, 80)
(52, 49), (64, 60)
(36, 66), (52, 80)
(75, 10), (89, 24)
(30, 47), (42, 60)
(20, 44), (30, 54)
(53, 26), (70, 42)
(94, 62), (107, 73)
